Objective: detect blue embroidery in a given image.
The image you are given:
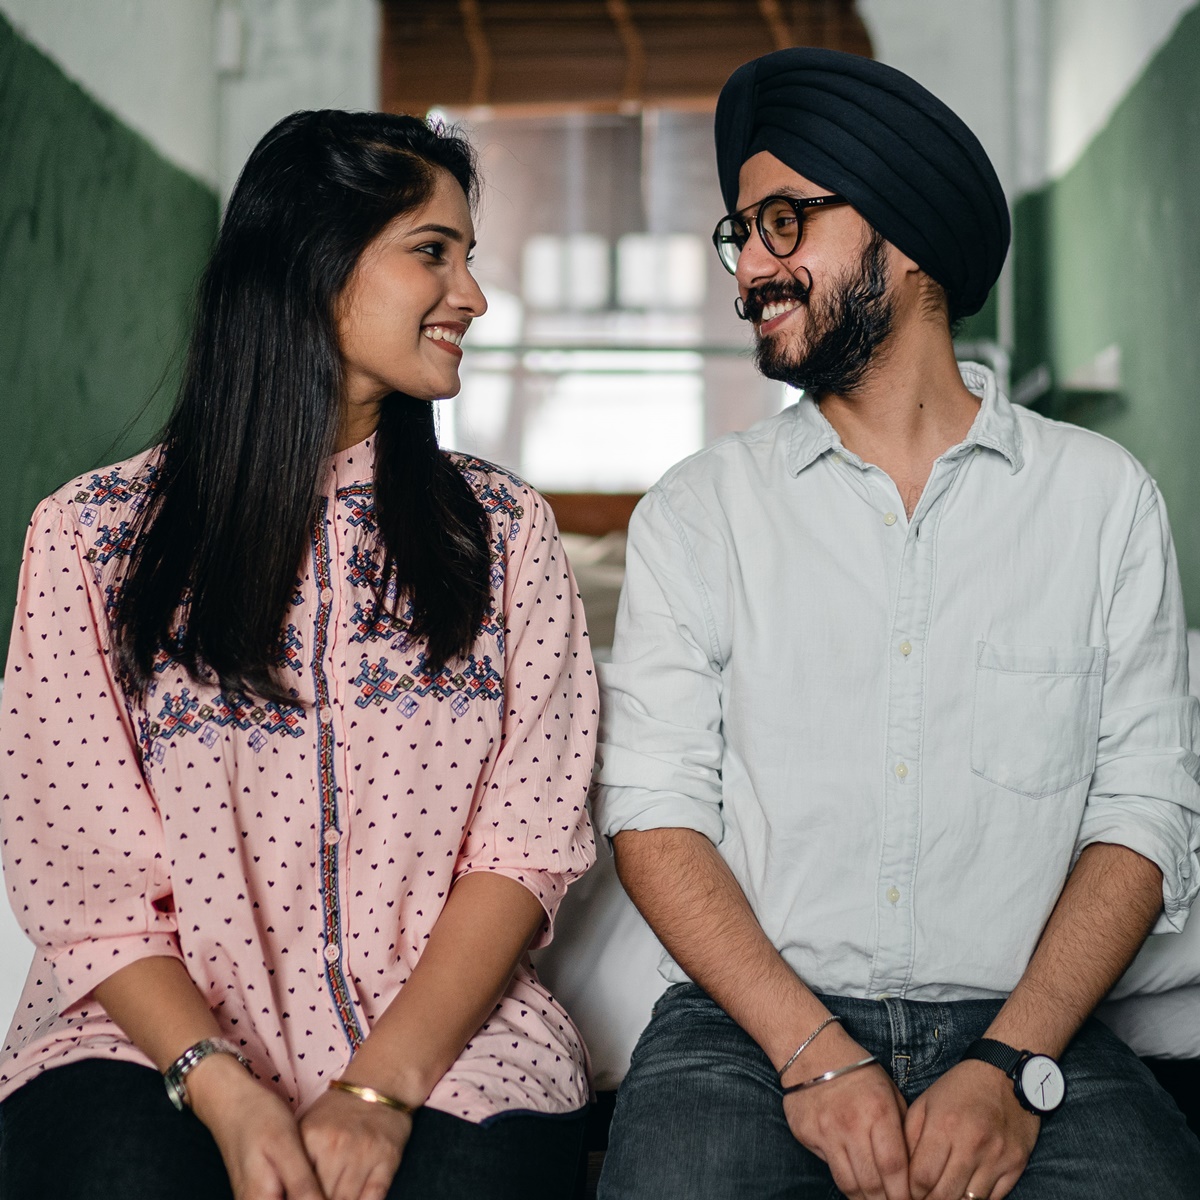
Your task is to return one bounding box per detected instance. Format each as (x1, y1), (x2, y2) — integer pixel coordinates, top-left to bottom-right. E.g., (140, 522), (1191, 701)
(74, 464), (158, 510)
(86, 521), (137, 565)
(278, 623), (304, 673)
(346, 543), (380, 589)
(139, 686), (304, 761)
(351, 651), (503, 712)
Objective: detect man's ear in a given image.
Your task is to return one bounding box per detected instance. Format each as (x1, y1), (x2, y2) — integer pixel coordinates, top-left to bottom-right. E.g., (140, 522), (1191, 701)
(886, 240), (922, 279)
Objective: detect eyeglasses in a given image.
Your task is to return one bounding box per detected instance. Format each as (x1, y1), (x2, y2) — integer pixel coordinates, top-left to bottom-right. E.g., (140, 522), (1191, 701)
(711, 193), (849, 274)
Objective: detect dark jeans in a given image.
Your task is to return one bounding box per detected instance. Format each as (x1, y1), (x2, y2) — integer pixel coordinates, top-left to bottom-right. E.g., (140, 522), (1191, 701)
(0, 1059), (586, 1200)
(599, 984), (1200, 1199)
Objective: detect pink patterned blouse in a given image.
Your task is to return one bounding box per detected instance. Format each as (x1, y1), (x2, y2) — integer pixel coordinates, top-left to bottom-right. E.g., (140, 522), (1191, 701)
(0, 438), (597, 1120)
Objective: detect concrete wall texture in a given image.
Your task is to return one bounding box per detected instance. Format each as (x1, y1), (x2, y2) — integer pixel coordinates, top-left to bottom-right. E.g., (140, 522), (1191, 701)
(1, 0), (219, 186)
(1013, 2), (1200, 621)
(0, 13), (219, 657)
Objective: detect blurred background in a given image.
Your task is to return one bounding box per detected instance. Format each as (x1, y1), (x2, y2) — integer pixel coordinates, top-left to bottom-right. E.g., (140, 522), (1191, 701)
(2, 0), (1200, 1072)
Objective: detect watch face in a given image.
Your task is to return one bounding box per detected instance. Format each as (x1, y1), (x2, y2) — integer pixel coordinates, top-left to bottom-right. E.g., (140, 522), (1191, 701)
(1019, 1054), (1065, 1112)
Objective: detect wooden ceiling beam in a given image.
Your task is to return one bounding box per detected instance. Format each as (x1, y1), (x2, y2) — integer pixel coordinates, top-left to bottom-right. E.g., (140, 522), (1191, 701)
(458, 0), (493, 106)
(606, 0), (646, 107)
(757, 0), (791, 51)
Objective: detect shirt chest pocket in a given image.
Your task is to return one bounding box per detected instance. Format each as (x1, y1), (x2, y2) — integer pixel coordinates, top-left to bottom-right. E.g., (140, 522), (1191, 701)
(970, 642), (1107, 798)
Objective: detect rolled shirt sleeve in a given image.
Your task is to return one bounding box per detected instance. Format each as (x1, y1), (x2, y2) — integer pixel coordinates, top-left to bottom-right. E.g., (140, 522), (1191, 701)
(454, 489), (598, 946)
(1078, 480), (1200, 930)
(593, 486), (726, 847)
(0, 498), (183, 1010)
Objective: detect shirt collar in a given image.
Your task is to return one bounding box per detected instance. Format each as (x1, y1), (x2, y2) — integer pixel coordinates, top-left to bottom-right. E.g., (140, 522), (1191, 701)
(786, 361), (1024, 476)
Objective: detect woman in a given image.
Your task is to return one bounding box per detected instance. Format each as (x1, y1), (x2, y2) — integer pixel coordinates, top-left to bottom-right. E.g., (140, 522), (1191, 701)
(0, 111), (597, 1200)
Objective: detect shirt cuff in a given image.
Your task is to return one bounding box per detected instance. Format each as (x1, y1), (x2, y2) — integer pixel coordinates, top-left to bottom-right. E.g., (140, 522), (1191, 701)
(593, 784), (725, 847)
(1075, 810), (1199, 933)
(453, 865), (571, 949)
(46, 931), (186, 1011)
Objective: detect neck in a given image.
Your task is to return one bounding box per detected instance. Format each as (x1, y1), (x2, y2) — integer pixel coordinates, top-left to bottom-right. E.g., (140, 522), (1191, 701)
(817, 322), (978, 461)
(814, 319), (980, 518)
(336, 387), (384, 453)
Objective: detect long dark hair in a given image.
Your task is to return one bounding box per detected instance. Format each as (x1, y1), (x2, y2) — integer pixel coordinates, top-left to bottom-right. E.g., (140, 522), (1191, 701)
(113, 110), (491, 704)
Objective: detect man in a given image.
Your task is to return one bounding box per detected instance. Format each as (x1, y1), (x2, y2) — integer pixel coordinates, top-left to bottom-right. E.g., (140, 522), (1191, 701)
(594, 48), (1200, 1200)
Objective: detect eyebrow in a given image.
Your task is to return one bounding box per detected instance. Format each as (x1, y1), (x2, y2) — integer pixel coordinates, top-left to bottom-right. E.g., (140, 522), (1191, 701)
(731, 185), (822, 216)
(407, 222), (477, 249)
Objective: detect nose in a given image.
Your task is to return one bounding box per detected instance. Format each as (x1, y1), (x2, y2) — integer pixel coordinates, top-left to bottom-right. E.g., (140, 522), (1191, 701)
(734, 222), (787, 293)
(453, 261), (487, 319)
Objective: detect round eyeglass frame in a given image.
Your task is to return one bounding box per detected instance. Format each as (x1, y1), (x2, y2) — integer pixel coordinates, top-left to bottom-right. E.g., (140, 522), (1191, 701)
(711, 193), (849, 274)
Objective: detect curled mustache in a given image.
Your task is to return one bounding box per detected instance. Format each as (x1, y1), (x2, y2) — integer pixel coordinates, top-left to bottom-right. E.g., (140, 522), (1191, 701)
(734, 269), (814, 323)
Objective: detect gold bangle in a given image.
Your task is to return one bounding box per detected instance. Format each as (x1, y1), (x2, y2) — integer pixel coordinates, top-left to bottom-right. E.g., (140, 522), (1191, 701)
(328, 1078), (416, 1115)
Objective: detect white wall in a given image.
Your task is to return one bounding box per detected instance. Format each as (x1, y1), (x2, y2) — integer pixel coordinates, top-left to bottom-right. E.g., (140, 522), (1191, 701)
(1043, 0), (1195, 180)
(0, 0), (384, 199)
(858, 0), (1015, 196)
(861, 0), (1199, 196)
(1, 0), (220, 187)
(218, 0), (380, 200)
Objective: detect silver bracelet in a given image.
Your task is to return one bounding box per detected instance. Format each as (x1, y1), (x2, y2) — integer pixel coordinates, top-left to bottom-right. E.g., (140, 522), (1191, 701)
(778, 1014), (843, 1080)
(163, 1038), (252, 1111)
(782, 1054), (879, 1095)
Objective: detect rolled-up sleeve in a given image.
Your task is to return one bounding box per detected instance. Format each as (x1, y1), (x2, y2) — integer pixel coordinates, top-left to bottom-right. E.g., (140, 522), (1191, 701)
(454, 489), (597, 946)
(593, 486), (725, 846)
(1078, 481), (1200, 930)
(0, 498), (183, 1010)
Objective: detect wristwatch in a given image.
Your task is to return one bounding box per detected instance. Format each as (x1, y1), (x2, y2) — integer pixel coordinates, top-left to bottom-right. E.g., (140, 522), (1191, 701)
(163, 1038), (252, 1111)
(961, 1038), (1065, 1115)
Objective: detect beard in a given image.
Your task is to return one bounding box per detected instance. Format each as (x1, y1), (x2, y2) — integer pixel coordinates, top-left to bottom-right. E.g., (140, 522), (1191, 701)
(751, 231), (894, 398)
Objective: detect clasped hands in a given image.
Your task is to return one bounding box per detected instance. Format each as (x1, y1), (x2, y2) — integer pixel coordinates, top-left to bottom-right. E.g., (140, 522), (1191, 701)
(783, 1028), (1040, 1200)
(189, 1053), (413, 1200)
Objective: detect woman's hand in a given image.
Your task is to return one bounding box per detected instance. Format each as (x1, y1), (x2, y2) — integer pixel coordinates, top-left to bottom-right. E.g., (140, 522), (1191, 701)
(189, 1054), (326, 1200)
(298, 1087), (414, 1200)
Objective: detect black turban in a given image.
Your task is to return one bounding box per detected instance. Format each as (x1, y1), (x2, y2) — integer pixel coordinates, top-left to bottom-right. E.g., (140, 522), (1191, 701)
(715, 48), (1010, 319)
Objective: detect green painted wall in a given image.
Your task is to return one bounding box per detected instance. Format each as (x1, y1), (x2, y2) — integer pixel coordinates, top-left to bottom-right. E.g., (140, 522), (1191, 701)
(1012, 4), (1200, 621)
(0, 13), (217, 656)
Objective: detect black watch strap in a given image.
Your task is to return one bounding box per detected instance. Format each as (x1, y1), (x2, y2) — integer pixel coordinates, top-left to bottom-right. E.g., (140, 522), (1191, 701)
(961, 1037), (1024, 1078)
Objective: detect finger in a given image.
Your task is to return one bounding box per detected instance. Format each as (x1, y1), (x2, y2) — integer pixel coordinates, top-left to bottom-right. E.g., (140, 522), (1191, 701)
(903, 1094), (926, 1155)
(272, 1143), (326, 1200)
(827, 1146), (864, 1200)
(907, 1123), (951, 1200)
(848, 1151), (886, 1200)
(305, 1142), (342, 1200)
(357, 1160), (398, 1200)
(330, 1157), (374, 1200)
(868, 1114), (911, 1200)
(990, 1164), (1024, 1200)
(963, 1175), (1003, 1200)
(925, 1153), (973, 1200)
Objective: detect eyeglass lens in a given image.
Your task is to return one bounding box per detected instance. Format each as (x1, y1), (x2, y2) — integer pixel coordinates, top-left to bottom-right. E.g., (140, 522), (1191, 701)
(714, 196), (804, 274)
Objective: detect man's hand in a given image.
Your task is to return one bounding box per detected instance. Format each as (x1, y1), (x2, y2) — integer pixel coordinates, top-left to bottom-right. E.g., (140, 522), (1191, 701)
(298, 1086), (413, 1200)
(782, 1029), (910, 1200)
(905, 1060), (1039, 1200)
(189, 1054), (325, 1200)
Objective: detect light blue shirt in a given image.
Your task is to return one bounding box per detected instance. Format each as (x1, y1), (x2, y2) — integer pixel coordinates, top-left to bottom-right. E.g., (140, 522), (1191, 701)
(594, 364), (1200, 1001)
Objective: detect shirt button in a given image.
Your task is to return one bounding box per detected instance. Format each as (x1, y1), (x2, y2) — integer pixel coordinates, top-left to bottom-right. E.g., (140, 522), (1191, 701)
(886, 886), (901, 904)
(318, 705), (333, 725)
(899, 641), (912, 656)
(895, 762), (909, 779)
(319, 586), (334, 604)
(883, 512), (897, 526)
(323, 828), (340, 846)
(323, 943), (340, 963)
(974, 446), (982, 455)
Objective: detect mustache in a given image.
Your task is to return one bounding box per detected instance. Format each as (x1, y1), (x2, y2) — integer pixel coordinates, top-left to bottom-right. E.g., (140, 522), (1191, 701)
(736, 272), (813, 323)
